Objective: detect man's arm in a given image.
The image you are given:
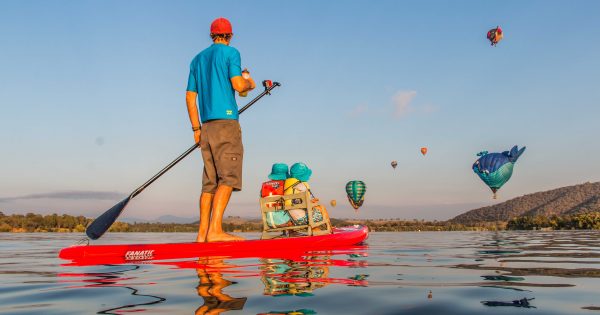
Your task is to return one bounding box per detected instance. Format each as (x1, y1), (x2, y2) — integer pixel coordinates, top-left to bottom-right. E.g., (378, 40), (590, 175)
(186, 91), (201, 144)
(231, 75), (256, 93)
(229, 50), (255, 93)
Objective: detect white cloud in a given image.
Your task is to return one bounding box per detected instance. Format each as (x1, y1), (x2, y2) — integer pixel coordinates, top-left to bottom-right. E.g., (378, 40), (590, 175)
(0, 190), (125, 202)
(392, 90), (417, 118)
(421, 103), (439, 114)
(349, 90), (437, 119)
(348, 103), (369, 117)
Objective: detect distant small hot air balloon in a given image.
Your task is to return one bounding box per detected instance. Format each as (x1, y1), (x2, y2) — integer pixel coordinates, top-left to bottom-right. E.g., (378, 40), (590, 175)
(487, 26), (503, 46)
(330, 200), (337, 207)
(391, 160), (398, 169)
(346, 180), (366, 212)
(420, 147), (428, 156)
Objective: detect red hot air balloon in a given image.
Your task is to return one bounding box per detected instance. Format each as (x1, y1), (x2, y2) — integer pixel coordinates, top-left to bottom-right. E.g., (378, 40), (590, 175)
(420, 147), (428, 156)
(487, 26), (503, 46)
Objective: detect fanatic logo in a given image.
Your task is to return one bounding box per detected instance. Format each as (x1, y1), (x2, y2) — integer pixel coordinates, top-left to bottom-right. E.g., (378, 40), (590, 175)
(124, 250), (155, 261)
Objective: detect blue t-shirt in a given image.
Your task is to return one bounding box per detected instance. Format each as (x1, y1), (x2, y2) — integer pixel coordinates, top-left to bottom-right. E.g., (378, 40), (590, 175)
(186, 44), (242, 122)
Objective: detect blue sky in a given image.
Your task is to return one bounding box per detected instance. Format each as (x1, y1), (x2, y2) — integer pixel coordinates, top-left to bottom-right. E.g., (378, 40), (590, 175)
(1, 0), (599, 221)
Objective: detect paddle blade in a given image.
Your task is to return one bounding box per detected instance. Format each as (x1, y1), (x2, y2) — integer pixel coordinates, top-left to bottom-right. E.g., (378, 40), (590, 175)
(86, 197), (130, 240)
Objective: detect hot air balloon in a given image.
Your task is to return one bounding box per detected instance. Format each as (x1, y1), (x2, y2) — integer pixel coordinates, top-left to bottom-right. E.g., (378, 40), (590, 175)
(346, 180), (366, 211)
(473, 145), (525, 199)
(420, 147), (428, 156)
(487, 26), (503, 46)
(330, 200), (337, 207)
(391, 160), (398, 169)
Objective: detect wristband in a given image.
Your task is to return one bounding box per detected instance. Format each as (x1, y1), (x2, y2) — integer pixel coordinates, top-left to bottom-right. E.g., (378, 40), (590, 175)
(192, 126), (201, 131)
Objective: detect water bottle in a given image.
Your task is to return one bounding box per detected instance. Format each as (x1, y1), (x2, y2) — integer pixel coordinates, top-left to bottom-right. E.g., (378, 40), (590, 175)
(239, 69), (250, 97)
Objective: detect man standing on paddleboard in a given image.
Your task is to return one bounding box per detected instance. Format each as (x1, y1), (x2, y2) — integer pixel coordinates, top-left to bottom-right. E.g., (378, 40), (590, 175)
(186, 17), (255, 242)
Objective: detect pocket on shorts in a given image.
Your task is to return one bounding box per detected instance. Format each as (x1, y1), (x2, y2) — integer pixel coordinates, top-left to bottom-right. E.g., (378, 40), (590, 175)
(223, 152), (241, 163)
(221, 152), (243, 187)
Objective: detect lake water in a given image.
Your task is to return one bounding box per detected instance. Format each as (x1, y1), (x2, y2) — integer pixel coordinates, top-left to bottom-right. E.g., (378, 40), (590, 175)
(1, 231), (599, 314)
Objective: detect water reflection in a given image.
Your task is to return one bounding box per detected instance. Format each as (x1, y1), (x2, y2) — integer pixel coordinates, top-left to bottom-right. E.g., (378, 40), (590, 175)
(59, 265), (167, 314)
(26, 231), (598, 314)
(476, 232), (534, 309)
(481, 275), (524, 281)
(57, 248), (369, 314)
(195, 258), (247, 315)
(98, 286), (166, 315)
(257, 309), (317, 315)
(260, 256), (330, 297)
(191, 251), (368, 314)
(482, 297), (535, 308)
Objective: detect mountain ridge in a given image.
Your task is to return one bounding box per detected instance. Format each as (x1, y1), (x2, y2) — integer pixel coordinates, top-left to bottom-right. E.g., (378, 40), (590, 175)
(451, 182), (600, 224)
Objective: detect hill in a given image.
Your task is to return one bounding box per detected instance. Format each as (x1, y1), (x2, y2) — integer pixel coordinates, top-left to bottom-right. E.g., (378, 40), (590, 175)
(450, 182), (600, 225)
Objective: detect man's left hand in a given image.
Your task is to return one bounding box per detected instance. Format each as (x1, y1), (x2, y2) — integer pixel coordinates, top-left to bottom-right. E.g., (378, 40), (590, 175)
(194, 129), (201, 145)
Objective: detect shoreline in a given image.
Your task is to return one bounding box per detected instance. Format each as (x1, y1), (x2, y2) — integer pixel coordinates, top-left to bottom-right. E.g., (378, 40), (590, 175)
(3, 212), (599, 233)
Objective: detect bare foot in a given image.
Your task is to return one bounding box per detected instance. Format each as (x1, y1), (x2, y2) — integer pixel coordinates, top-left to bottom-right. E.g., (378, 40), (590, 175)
(197, 232), (207, 242)
(206, 232), (245, 242)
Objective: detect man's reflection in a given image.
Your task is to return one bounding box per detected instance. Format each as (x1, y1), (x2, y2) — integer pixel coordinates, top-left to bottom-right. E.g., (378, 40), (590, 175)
(195, 258), (247, 315)
(482, 297), (535, 308)
(257, 309), (317, 315)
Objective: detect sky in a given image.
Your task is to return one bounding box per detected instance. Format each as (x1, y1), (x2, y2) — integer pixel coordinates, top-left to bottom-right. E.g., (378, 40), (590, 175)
(1, 0), (600, 222)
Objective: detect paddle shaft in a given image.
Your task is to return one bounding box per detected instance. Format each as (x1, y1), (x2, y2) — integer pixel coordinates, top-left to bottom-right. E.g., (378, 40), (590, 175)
(86, 82), (280, 239)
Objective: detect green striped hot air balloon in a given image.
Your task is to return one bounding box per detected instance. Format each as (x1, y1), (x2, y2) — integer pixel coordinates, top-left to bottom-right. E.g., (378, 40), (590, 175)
(346, 180), (366, 210)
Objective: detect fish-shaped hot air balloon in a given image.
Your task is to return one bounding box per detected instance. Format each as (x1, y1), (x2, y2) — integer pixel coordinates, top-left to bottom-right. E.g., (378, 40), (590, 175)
(473, 145), (525, 199)
(345, 180), (366, 211)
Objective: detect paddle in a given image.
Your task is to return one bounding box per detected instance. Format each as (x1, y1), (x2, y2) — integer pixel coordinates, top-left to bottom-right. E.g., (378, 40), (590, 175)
(86, 81), (281, 240)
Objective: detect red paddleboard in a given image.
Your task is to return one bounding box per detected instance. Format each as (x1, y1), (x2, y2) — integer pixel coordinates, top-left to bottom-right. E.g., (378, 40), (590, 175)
(59, 225), (368, 265)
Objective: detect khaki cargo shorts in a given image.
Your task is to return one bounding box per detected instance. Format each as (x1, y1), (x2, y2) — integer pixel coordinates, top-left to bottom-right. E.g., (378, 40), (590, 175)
(200, 120), (243, 193)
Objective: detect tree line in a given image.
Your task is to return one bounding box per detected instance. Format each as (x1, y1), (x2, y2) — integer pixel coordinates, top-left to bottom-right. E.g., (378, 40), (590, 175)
(506, 212), (600, 230)
(0, 212), (264, 233)
(0, 212), (91, 232)
(2, 211), (599, 233)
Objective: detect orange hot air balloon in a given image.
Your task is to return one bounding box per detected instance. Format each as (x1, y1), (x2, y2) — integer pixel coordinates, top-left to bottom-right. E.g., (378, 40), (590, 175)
(330, 200), (337, 207)
(487, 26), (503, 46)
(420, 147), (428, 156)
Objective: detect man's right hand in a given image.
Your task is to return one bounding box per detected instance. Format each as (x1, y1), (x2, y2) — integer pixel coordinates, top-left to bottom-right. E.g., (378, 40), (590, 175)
(194, 129), (201, 145)
(242, 68), (256, 90)
(231, 71), (256, 94)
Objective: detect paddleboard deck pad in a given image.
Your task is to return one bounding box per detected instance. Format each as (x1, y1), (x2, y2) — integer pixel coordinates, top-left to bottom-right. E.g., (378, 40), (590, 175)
(59, 225), (368, 265)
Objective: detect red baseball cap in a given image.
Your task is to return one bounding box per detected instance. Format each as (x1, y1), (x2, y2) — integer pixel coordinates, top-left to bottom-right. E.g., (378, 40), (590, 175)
(210, 17), (232, 34)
